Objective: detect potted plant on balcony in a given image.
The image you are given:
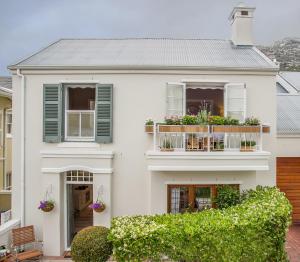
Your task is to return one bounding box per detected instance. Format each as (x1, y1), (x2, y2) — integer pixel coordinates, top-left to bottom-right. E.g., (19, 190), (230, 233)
(145, 118), (154, 133)
(238, 117), (261, 133)
(212, 140), (224, 151)
(38, 200), (55, 212)
(89, 200), (106, 213)
(160, 138), (174, 152)
(240, 141), (256, 152)
(182, 115), (209, 133)
(159, 116), (183, 132)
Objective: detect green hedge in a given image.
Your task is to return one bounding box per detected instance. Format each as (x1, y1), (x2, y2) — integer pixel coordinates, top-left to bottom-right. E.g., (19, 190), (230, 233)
(109, 187), (292, 262)
(71, 226), (112, 262)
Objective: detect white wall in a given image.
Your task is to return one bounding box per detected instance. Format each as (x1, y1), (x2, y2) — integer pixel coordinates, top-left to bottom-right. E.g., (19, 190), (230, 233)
(11, 69), (277, 255)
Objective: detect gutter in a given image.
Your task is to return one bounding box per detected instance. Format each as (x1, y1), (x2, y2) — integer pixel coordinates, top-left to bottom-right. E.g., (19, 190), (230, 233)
(16, 69), (25, 227)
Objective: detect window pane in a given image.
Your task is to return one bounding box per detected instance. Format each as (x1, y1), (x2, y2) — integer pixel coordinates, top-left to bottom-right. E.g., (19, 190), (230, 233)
(81, 112), (94, 137)
(67, 113), (80, 136)
(195, 187), (212, 211)
(170, 187), (189, 214)
(68, 87), (95, 110)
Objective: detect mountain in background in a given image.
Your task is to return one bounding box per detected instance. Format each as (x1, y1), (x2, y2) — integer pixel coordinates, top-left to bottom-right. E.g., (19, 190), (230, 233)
(258, 38), (300, 71)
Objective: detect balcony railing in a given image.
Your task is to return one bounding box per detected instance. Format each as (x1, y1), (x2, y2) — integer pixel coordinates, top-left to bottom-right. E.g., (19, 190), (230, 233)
(148, 124), (270, 153)
(66, 110), (95, 141)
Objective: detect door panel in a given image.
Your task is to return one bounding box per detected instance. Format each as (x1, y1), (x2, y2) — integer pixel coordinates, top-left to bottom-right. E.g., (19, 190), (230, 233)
(277, 157), (300, 224)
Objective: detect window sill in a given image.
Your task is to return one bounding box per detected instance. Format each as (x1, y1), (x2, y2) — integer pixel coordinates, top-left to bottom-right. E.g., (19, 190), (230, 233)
(57, 142), (100, 148)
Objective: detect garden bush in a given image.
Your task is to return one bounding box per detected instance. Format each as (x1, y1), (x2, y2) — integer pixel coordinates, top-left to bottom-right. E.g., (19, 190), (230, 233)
(109, 187), (292, 262)
(214, 185), (241, 209)
(71, 226), (112, 262)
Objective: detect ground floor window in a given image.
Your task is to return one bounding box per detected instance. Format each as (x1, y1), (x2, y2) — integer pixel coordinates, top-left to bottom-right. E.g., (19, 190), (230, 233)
(167, 184), (239, 214)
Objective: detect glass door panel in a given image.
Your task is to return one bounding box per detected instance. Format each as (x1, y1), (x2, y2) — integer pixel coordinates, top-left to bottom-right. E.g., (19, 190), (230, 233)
(170, 186), (189, 214)
(194, 187), (212, 211)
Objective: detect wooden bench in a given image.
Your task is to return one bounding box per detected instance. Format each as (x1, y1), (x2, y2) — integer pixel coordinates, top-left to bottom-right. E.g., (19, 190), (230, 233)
(11, 225), (43, 261)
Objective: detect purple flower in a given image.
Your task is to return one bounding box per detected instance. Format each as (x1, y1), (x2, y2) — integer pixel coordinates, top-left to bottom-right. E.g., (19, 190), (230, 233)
(38, 200), (54, 210)
(89, 201), (103, 210)
(38, 201), (47, 209)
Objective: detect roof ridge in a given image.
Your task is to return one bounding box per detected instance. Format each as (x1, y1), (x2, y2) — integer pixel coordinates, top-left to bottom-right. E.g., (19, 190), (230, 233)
(58, 38), (229, 41)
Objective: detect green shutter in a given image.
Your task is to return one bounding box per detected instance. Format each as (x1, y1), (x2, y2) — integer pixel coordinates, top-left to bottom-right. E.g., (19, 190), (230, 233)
(43, 84), (62, 143)
(95, 84), (113, 143)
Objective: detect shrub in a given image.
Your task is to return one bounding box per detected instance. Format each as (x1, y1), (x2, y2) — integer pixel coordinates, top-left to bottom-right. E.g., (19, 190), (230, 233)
(145, 118), (154, 125)
(197, 110), (211, 124)
(182, 115), (198, 125)
(71, 226), (112, 262)
(241, 140), (256, 147)
(244, 117), (260, 126)
(208, 115), (225, 125)
(214, 185), (241, 209)
(164, 115), (181, 125)
(161, 139), (173, 149)
(109, 187), (292, 262)
(224, 116), (240, 125)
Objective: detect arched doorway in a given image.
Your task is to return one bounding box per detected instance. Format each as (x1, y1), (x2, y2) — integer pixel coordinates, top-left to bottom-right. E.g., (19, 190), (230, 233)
(64, 170), (94, 248)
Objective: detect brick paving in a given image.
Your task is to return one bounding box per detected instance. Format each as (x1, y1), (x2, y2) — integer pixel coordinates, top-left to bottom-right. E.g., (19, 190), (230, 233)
(286, 225), (300, 262)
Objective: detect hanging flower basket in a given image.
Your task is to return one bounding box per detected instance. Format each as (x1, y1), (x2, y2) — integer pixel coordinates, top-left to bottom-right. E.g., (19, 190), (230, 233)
(38, 200), (55, 212)
(89, 201), (106, 213)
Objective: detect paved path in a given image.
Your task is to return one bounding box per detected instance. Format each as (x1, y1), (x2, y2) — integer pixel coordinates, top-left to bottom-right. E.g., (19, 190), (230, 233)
(287, 225), (300, 262)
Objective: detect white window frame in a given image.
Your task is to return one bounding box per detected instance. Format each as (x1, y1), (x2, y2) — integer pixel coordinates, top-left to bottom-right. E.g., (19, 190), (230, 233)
(6, 109), (12, 138)
(64, 85), (96, 142)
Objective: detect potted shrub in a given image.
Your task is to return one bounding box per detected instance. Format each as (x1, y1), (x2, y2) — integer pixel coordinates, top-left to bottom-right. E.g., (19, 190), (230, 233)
(213, 141), (224, 151)
(38, 200), (55, 212)
(145, 119), (154, 133)
(89, 200), (106, 213)
(160, 139), (174, 152)
(159, 116), (183, 132)
(240, 141), (256, 152)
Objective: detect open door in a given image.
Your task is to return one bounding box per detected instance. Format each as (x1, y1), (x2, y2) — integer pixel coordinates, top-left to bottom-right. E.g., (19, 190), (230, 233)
(66, 184), (74, 247)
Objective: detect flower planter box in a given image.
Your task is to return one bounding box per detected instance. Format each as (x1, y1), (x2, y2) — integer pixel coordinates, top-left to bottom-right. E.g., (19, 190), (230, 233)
(240, 145), (255, 152)
(160, 148), (175, 152)
(262, 125), (270, 133)
(182, 125), (209, 133)
(211, 125), (261, 133)
(145, 125), (154, 133)
(158, 125), (183, 132)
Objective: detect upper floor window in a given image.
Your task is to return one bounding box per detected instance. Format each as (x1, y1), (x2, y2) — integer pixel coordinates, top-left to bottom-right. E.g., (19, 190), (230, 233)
(43, 83), (113, 143)
(6, 109), (12, 137)
(166, 82), (246, 122)
(65, 85), (95, 141)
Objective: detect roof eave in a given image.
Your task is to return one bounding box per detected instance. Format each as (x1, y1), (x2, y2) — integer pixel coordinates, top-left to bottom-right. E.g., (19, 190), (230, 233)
(8, 64), (279, 72)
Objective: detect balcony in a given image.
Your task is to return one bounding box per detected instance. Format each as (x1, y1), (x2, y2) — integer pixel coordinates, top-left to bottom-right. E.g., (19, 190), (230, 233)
(146, 124), (271, 172)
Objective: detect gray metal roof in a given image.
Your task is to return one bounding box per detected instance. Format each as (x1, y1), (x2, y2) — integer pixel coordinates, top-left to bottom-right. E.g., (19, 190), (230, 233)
(0, 77), (12, 89)
(277, 94), (300, 135)
(279, 72), (300, 92)
(9, 39), (278, 70)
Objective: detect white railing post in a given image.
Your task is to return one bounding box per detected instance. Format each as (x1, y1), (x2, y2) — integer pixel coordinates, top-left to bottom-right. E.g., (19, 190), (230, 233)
(153, 122), (157, 151)
(207, 125), (210, 152)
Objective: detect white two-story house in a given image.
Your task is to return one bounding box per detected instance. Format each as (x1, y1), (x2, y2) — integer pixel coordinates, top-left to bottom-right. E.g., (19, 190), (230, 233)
(8, 4), (278, 256)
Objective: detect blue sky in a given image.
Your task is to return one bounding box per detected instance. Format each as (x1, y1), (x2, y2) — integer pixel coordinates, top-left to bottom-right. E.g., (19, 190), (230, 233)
(0, 0), (299, 75)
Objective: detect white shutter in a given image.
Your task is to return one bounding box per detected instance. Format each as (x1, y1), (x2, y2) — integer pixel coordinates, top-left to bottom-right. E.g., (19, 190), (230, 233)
(224, 83), (246, 122)
(166, 83), (185, 116)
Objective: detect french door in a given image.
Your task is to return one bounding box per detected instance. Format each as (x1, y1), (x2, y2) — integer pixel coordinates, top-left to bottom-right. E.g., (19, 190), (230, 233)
(167, 184), (239, 214)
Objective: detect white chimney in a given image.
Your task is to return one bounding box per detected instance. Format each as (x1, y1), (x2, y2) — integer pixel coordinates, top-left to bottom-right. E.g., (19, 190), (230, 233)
(229, 3), (256, 46)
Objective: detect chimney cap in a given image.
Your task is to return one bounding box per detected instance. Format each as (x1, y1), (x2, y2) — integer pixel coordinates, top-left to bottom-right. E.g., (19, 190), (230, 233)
(229, 3), (256, 21)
